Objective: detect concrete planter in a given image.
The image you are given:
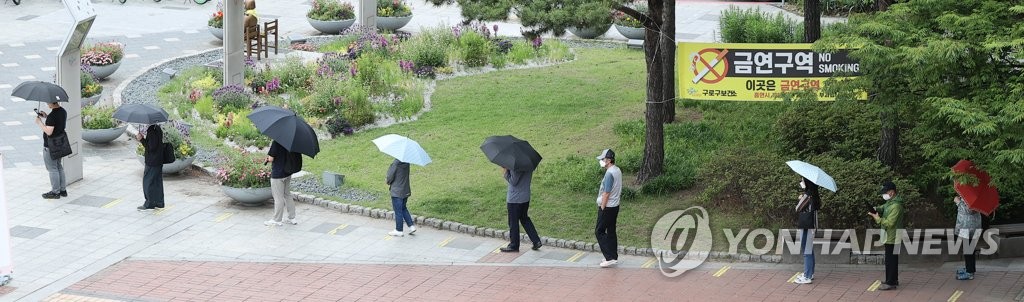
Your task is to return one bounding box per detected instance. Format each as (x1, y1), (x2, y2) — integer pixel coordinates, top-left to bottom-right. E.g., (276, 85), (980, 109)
(568, 24), (611, 39)
(221, 186), (272, 206)
(209, 26), (224, 40)
(82, 125), (126, 144)
(81, 94), (101, 108)
(322, 171), (344, 189)
(307, 18), (356, 34)
(614, 24), (645, 40)
(137, 155), (195, 174)
(376, 15), (412, 31)
(89, 61), (121, 80)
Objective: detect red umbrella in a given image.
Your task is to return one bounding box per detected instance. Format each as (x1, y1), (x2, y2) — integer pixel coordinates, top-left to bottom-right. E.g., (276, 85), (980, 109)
(951, 159), (999, 216)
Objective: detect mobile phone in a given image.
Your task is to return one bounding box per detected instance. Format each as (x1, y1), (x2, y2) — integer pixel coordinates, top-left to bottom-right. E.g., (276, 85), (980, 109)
(33, 108), (44, 117)
(868, 205), (878, 214)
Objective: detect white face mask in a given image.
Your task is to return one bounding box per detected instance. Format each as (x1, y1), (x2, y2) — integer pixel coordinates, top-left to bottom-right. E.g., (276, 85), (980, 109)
(800, 181), (806, 189)
(599, 160), (606, 168)
(882, 193), (892, 201)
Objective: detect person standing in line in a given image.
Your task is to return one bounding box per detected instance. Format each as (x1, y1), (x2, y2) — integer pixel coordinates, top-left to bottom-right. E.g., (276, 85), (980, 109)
(794, 177), (820, 284)
(595, 149), (622, 268)
(386, 159), (416, 236)
(500, 167), (542, 252)
(264, 140), (298, 226)
(954, 192), (982, 280)
(870, 180), (905, 290)
(138, 124), (164, 211)
(35, 102), (67, 199)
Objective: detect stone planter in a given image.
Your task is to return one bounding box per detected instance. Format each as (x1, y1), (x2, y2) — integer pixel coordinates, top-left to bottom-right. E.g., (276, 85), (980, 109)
(614, 24), (645, 40)
(307, 18), (355, 35)
(82, 125), (126, 144)
(221, 186), (272, 206)
(209, 26), (224, 40)
(89, 61), (121, 80)
(568, 24), (612, 39)
(376, 15), (412, 31)
(137, 155), (196, 174)
(81, 94), (101, 108)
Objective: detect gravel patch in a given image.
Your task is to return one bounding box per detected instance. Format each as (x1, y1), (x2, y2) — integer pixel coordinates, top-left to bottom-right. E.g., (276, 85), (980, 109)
(291, 176), (379, 203)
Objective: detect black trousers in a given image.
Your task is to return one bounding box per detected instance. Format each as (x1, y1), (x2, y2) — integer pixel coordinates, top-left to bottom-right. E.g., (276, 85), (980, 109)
(142, 165), (164, 208)
(964, 253), (976, 274)
(884, 244), (899, 286)
(595, 206), (619, 261)
(507, 202), (540, 249)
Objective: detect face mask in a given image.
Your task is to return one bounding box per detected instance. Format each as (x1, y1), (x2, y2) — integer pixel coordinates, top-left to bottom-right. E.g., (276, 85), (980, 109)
(800, 181), (806, 189)
(882, 193), (892, 201)
(599, 160), (606, 168)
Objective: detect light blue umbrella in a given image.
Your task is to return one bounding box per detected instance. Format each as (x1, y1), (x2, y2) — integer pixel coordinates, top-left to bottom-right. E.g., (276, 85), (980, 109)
(372, 134), (431, 166)
(786, 160), (838, 192)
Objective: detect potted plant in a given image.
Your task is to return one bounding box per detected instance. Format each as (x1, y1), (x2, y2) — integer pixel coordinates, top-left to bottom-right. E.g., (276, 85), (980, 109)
(216, 148), (272, 206)
(81, 105), (125, 144)
(81, 42), (125, 80)
(136, 120), (198, 174)
(209, 9), (224, 40)
(613, 3), (646, 40)
(376, 0), (413, 31)
(566, 4), (613, 39)
(80, 65), (103, 108)
(307, 0), (356, 34)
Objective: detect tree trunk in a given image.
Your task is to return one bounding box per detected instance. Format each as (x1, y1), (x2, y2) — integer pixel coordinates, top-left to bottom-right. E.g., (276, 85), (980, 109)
(876, 0), (890, 11)
(637, 0), (666, 184)
(877, 105), (900, 170)
(804, 0), (821, 42)
(661, 0), (676, 124)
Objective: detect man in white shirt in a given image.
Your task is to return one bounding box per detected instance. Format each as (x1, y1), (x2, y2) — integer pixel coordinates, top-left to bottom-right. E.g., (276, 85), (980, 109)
(595, 149), (622, 267)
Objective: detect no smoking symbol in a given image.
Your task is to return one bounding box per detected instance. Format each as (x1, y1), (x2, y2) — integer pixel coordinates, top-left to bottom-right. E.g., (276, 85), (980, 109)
(690, 48), (730, 84)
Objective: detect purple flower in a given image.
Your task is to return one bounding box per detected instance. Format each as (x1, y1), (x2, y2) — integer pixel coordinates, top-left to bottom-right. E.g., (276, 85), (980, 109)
(398, 60), (414, 73)
(452, 26), (462, 38)
(265, 77), (281, 92)
(532, 36), (543, 49)
(349, 62), (358, 77)
(493, 24), (499, 36)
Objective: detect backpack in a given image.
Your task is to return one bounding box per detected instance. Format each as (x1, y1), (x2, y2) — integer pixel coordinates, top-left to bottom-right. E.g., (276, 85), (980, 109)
(162, 143), (176, 164)
(284, 152), (302, 174)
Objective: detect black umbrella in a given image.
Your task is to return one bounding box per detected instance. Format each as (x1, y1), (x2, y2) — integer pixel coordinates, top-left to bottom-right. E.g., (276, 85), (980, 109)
(12, 81), (69, 103)
(246, 105), (320, 158)
(113, 104), (169, 124)
(480, 135), (543, 172)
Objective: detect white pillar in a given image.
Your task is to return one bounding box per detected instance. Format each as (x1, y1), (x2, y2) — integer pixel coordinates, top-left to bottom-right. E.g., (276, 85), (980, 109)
(359, 0), (376, 29)
(223, 0), (245, 87)
(58, 0), (95, 185)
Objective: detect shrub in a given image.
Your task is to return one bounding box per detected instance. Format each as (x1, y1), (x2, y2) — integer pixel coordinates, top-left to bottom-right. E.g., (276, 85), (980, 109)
(315, 52), (350, 77)
(307, 0), (355, 21)
(458, 31), (493, 67)
(190, 74), (219, 92)
(164, 120), (197, 159)
(506, 41), (534, 65)
(80, 65), (102, 98)
(81, 42), (125, 66)
(719, 6), (802, 43)
(325, 115), (354, 137)
(216, 149), (271, 188)
(570, 2), (613, 28)
(270, 57), (313, 90)
(775, 100), (880, 161)
(208, 10), (223, 28)
(214, 110), (269, 147)
(539, 40), (573, 62)
(613, 3), (646, 28)
(81, 105), (117, 129)
(490, 53), (507, 69)
(354, 52), (402, 96)
(789, 0), (877, 16)
(376, 0), (412, 17)
(805, 154), (925, 230)
(212, 85), (252, 111)
(195, 95), (216, 120)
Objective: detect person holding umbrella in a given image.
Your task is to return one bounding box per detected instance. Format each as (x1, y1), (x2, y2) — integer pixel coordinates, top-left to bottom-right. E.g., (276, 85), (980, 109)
(950, 159), (998, 280)
(112, 103), (171, 211)
(246, 105), (320, 226)
(870, 180), (905, 291)
(785, 160), (836, 285)
(35, 101), (68, 199)
(480, 135), (543, 253)
(372, 134), (431, 237)
(264, 140), (300, 226)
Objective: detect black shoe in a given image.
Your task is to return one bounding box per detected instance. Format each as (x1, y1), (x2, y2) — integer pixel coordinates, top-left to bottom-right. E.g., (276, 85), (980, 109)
(500, 246), (519, 253)
(59, 190), (68, 197)
(137, 206), (154, 211)
(532, 242), (543, 251)
(42, 192), (60, 199)
(878, 284), (897, 291)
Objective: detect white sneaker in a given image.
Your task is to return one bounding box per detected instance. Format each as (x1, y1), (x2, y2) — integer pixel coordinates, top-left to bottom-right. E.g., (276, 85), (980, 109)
(794, 276), (813, 284)
(408, 226), (417, 235)
(287, 218), (298, 225)
(799, 273), (814, 280)
(388, 230), (404, 237)
(264, 220), (283, 226)
(599, 259), (618, 268)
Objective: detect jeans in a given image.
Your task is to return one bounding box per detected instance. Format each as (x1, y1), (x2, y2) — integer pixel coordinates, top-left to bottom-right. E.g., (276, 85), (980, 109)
(800, 229), (815, 279)
(141, 165), (164, 208)
(507, 202), (540, 249)
(391, 196), (414, 231)
(271, 176), (294, 222)
(42, 148), (66, 193)
(596, 206), (619, 261)
(884, 244), (899, 286)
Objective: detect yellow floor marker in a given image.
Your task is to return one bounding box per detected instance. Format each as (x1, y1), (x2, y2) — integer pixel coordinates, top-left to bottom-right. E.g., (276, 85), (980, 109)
(327, 224), (349, 235)
(712, 266), (731, 277)
(641, 258), (657, 269)
(101, 199), (122, 209)
(492, 247), (503, 254)
(566, 252), (586, 262)
(948, 290), (964, 302)
(787, 272), (801, 283)
(153, 205), (174, 215)
(213, 212), (233, 222)
(383, 235), (394, 241)
(438, 236), (455, 247)
(867, 280), (881, 292)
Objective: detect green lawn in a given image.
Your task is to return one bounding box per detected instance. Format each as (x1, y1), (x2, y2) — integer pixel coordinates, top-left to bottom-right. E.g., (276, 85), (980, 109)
(305, 47), (789, 248)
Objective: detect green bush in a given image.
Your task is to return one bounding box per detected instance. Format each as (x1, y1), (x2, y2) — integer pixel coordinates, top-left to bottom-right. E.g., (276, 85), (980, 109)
(211, 85), (251, 112)
(342, 82), (374, 126)
(806, 154), (925, 230)
(719, 6), (802, 43)
(540, 40), (573, 62)
(401, 27), (452, 68)
(195, 95), (216, 120)
(789, 0), (877, 16)
(490, 53), (508, 69)
(775, 100), (880, 161)
(355, 52), (402, 96)
(507, 41), (534, 65)
(82, 105), (117, 129)
(458, 31), (493, 67)
(307, 0), (355, 21)
(270, 57), (313, 90)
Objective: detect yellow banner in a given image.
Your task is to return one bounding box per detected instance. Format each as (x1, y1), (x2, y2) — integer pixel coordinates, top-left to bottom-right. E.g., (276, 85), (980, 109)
(678, 42), (863, 101)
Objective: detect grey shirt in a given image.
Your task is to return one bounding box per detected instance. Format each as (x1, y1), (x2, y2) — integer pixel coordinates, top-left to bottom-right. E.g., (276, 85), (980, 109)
(504, 169), (532, 204)
(597, 165), (622, 207)
(386, 159), (411, 198)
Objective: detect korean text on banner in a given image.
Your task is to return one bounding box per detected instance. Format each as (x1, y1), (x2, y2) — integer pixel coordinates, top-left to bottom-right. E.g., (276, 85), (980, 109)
(678, 42), (864, 101)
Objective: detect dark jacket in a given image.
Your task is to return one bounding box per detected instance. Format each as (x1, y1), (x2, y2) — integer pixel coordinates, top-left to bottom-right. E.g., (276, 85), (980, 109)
(504, 169), (532, 204)
(386, 159), (411, 198)
(268, 141), (293, 179)
(142, 125), (163, 167)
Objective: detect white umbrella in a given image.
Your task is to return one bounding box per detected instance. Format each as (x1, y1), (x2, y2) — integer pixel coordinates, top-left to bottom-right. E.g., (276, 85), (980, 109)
(372, 134), (431, 166)
(786, 160), (838, 192)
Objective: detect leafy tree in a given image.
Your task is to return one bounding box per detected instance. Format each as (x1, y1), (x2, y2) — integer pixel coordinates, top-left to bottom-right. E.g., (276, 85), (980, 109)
(426, 0), (676, 183)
